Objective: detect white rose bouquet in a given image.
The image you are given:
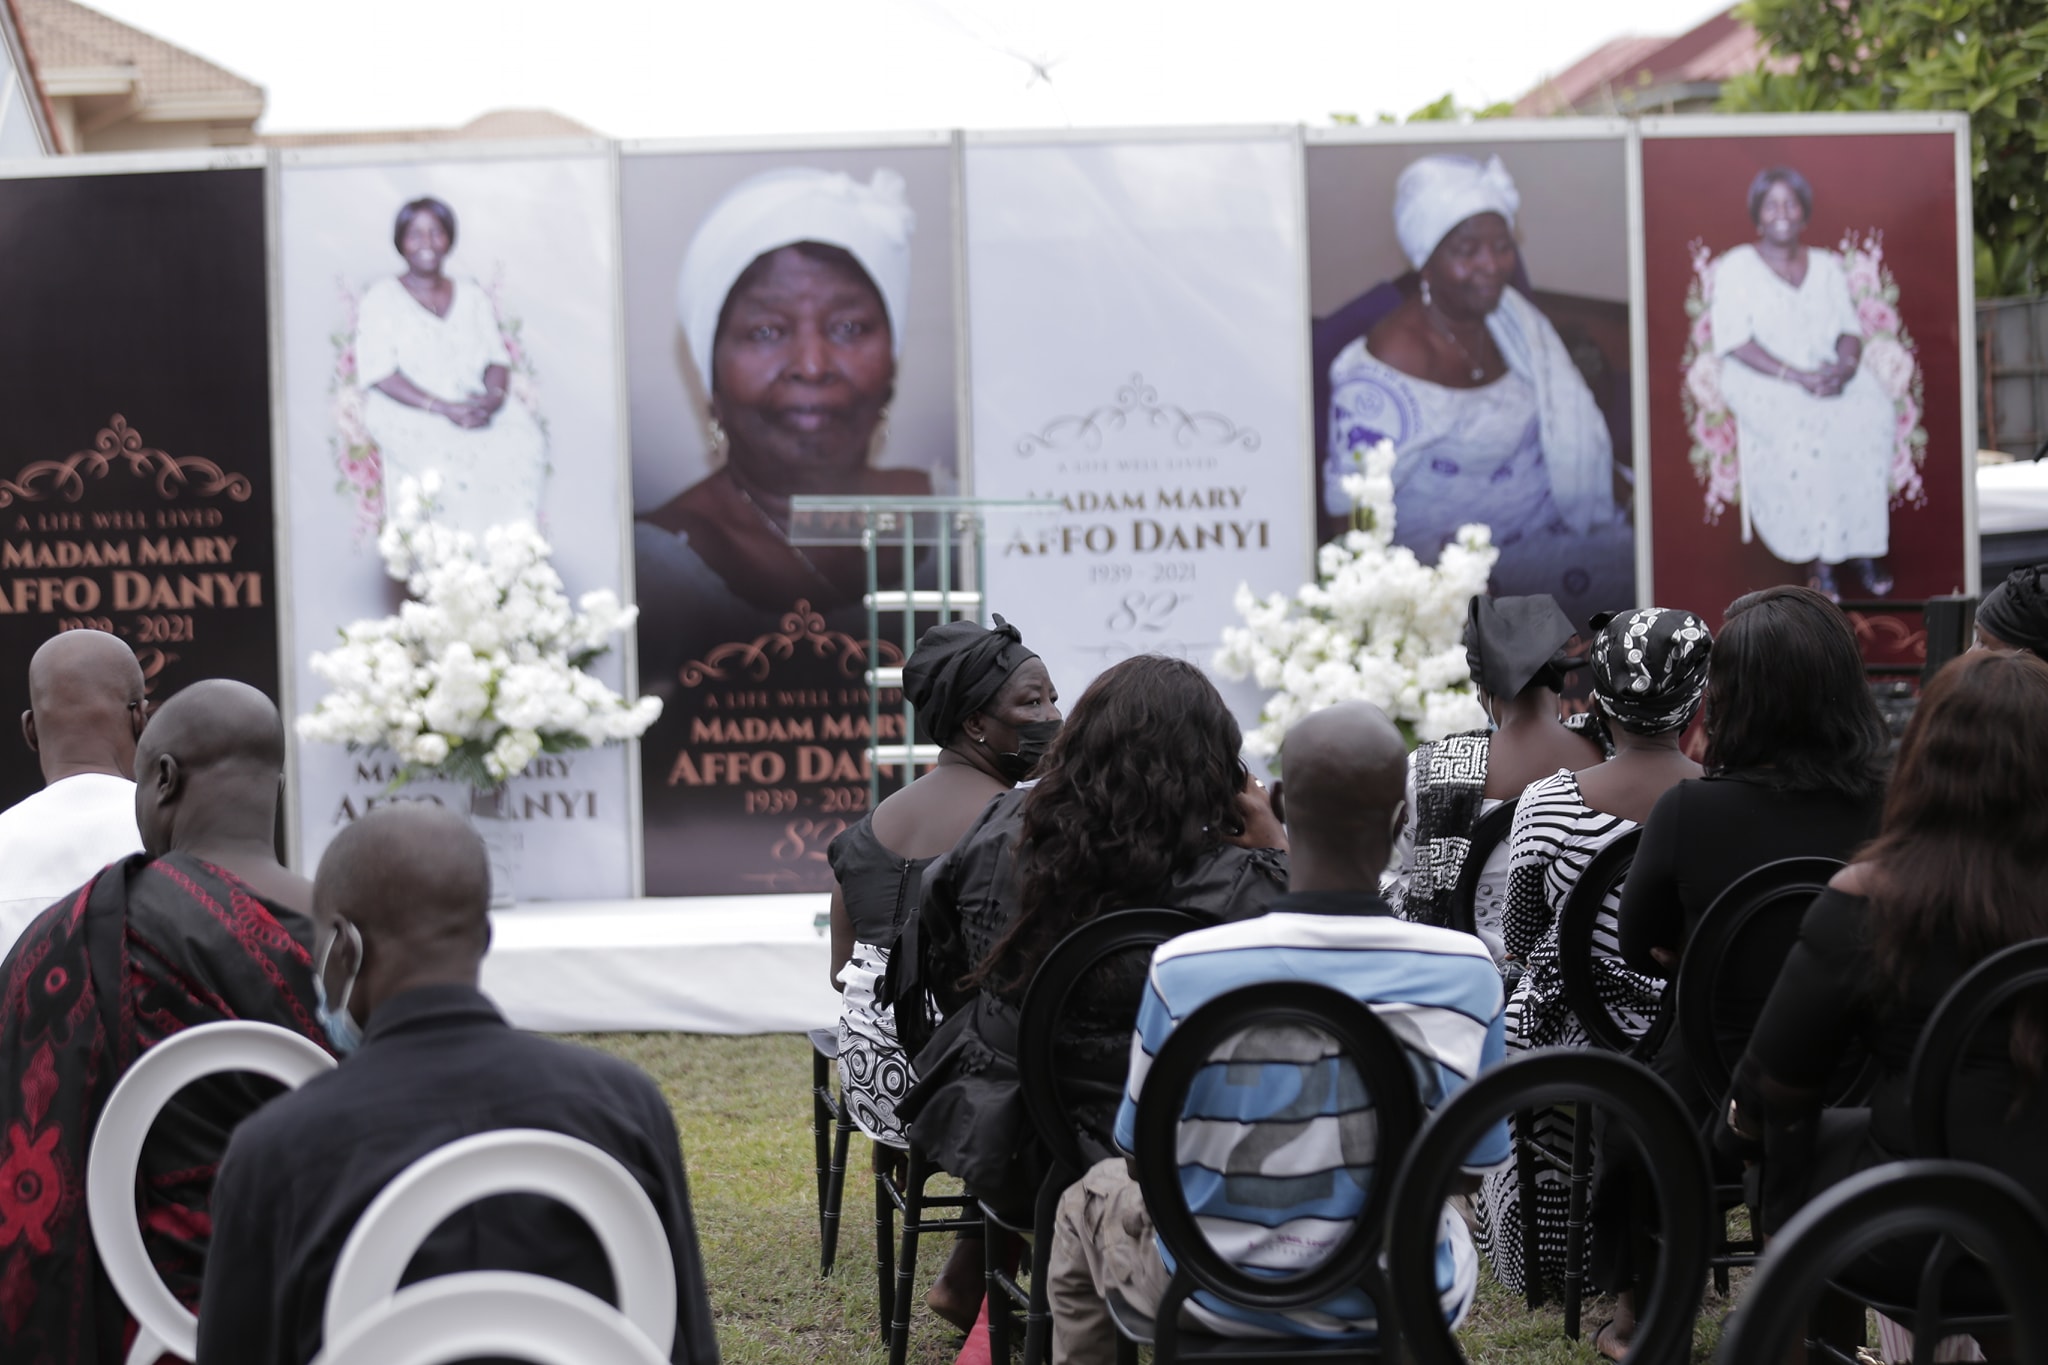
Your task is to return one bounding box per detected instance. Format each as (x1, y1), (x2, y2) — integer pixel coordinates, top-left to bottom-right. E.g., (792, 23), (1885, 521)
(1215, 438), (1496, 760)
(297, 474), (661, 789)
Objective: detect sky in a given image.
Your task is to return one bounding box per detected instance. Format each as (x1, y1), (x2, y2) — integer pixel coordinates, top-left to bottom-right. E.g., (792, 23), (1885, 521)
(82, 0), (1737, 138)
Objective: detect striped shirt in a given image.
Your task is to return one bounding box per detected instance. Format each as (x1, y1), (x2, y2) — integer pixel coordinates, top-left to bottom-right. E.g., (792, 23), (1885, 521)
(1113, 892), (1510, 1340)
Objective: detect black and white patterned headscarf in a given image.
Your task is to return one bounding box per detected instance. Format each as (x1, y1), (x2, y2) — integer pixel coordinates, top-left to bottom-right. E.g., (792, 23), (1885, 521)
(1588, 607), (1713, 735)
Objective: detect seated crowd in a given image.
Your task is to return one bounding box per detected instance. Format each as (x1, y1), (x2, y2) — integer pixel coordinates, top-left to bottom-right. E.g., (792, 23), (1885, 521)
(1, 560), (2046, 1364)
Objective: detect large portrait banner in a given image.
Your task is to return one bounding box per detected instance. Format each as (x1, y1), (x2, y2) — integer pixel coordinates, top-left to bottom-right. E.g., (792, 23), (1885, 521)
(278, 148), (636, 899)
(1641, 119), (1971, 646)
(623, 138), (962, 896)
(965, 134), (1314, 733)
(1304, 128), (1637, 633)
(0, 162), (279, 811)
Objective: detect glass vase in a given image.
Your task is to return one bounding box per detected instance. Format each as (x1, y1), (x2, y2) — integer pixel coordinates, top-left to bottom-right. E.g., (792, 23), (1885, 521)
(467, 785), (523, 909)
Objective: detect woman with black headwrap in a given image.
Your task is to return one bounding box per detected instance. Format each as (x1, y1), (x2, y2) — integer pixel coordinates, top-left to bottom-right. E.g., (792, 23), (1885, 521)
(1975, 563), (2048, 654)
(824, 614), (1058, 1324)
(1393, 594), (1608, 952)
(1474, 606), (1713, 1313)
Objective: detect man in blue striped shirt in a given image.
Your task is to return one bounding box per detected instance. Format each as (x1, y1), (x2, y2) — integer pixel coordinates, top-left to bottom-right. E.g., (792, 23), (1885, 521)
(1045, 701), (1511, 1361)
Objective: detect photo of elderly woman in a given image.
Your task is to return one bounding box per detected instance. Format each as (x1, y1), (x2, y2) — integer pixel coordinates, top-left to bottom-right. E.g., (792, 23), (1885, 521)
(278, 152), (635, 901)
(636, 166), (929, 651)
(622, 145), (961, 896)
(1698, 167), (1901, 599)
(1308, 139), (1637, 630)
(355, 195), (549, 533)
(1643, 128), (1970, 636)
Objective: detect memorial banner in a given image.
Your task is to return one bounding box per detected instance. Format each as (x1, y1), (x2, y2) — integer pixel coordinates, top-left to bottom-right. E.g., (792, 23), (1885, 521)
(277, 148), (636, 899)
(623, 138), (962, 896)
(0, 160), (277, 812)
(964, 133), (1313, 734)
(1640, 117), (1973, 642)
(1304, 127), (1637, 632)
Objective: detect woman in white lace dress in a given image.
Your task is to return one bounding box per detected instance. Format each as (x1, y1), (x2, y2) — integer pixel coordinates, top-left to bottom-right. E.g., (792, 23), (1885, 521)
(1710, 166), (1896, 599)
(357, 196), (547, 532)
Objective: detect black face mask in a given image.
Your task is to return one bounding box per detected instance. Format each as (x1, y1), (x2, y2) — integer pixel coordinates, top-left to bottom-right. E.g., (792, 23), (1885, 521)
(991, 718), (1062, 784)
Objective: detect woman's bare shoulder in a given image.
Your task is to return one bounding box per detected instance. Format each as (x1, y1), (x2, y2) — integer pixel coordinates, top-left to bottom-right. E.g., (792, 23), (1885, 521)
(1828, 860), (1875, 896)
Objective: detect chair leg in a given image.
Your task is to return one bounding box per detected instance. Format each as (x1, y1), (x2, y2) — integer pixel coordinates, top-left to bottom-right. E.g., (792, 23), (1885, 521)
(1513, 1109), (1545, 1311)
(821, 1098), (853, 1275)
(1564, 1102), (1593, 1342)
(1023, 1170), (1063, 1365)
(986, 1223), (1012, 1360)
(812, 1047), (832, 1244)
(888, 1147), (928, 1365)
(876, 1150), (896, 1342)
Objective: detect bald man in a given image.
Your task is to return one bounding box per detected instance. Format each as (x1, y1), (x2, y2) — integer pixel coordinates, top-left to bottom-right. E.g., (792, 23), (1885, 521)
(1045, 702), (1511, 1362)
(0, 680), (325, 1365)
(0, 630), (150, 957)
(197, 804), (721, 1365)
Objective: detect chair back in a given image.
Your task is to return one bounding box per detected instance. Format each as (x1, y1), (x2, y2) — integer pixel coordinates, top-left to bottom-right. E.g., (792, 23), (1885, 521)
(1714, 1161), (2048, 1365)
(312, 1272), (667, 1365)
(1556, 829), (1646, 1054)
(88, 1021), (337, 1364)
(1907, 939), (2048, 1161)
(1675, 857), (1842, 1098)
(1446, 799), (1518, 939)
(1386, 1048), (1712, 1365)
(1131, 980), (1423, 1315)
(322, 1128), (676, 1354)
(1016, 908), (1211, 1177)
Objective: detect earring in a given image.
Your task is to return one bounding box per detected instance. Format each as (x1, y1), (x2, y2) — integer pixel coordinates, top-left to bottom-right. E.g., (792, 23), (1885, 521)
(708, 419), (728, 459)
(1420, 278), (1434, 310)
(868, 407), (891, 459)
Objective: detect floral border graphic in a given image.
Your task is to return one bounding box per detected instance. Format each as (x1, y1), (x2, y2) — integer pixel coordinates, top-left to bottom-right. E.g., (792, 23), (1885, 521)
(0, 415), (252, 509)
(1680, 231), (1928, 525)
(328, 264), (548, 539)
(1015, 373), (1261, 457)
(677, 601), (905, 688)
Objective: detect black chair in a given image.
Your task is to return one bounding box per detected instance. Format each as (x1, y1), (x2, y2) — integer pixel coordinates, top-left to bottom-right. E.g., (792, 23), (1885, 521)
(1505, 830), (1642, 1333)
(1806, 940), (2048, 1364)
(1715, 1162), (2048, 1365)
(1386, 1048), (1713, 1365)
(1674, 856), (1845, 1293)
(1675, 856), (1844, 1101)
(1105, 981), (1424, 1362)
(879, 1137), (983, 1364)
(984, 909), (1211, 1365)
(1445, 799), (1517, 939)
(1556, 829), (1647, 1055)
(807, 1027), (856, 1275)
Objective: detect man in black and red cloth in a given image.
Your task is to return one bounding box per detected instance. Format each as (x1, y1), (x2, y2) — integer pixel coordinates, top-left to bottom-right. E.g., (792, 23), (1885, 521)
(0, 679), (327, 1365)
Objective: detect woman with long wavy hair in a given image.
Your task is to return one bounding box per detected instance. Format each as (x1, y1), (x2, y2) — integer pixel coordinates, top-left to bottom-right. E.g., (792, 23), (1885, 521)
(900, 655), (1288, 1219)
(1728, 649), (2048, 1350)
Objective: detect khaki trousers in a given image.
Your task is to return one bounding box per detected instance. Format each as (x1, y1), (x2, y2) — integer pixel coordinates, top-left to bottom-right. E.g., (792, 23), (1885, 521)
(1046, 1158), (1174, 1365)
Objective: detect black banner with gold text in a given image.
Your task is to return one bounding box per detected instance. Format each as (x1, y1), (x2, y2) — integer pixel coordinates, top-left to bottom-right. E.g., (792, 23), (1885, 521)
(0, 166), (278, 809)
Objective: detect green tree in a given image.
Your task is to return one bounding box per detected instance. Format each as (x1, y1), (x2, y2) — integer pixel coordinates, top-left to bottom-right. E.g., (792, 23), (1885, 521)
(1721, 0), (2048, 296)
(1330, 93), (1514, 126)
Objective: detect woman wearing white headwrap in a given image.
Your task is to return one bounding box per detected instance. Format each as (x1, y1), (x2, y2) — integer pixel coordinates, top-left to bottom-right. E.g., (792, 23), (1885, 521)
(636, 167), (929, 652)
(1325, 154), (1633, 627)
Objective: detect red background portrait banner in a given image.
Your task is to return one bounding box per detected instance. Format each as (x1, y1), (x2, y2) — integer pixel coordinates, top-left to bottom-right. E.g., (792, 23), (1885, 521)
(1641, 130), (1967, 658)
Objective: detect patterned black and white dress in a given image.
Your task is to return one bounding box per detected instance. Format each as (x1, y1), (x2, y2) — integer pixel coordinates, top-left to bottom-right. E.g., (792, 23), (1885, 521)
(1473, 768), (1664, 1295)
(826, 817), (932, 1147)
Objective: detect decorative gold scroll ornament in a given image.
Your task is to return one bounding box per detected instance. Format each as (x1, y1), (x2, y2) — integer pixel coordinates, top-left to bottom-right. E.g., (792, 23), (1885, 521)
(678, 600), (903, 687)
(0, 415), (253, 508)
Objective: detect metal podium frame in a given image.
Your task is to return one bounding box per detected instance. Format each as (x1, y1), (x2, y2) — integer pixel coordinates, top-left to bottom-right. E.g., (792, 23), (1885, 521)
(790, 494), (1059, 810)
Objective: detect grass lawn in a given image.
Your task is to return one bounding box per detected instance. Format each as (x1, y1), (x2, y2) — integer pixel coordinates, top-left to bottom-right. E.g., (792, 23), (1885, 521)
(575, 1031), (1738, 1365)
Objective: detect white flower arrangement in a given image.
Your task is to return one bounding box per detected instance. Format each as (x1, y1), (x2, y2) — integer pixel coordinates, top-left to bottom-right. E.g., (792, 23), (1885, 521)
(297, 474), (661, 788)
(1215, 438), (1497, 760)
